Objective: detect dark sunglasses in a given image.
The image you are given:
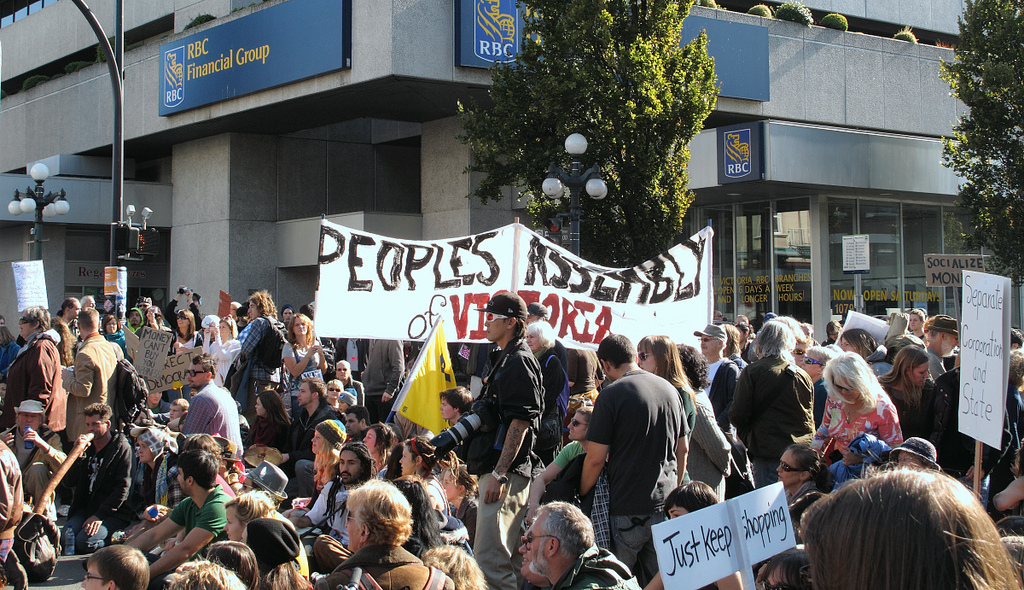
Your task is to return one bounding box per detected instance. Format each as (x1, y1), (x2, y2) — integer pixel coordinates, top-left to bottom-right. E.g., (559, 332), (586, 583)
(569, 418), (587, 427)
(327, 387), (342, 392)
(793, 348), (806, 356)
(185, 369), (208, 376)
(778, 460), (806, 473)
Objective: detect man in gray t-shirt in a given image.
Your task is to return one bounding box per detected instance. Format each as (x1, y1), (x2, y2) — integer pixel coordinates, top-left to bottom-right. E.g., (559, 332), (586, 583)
(581, 334), (687, 587)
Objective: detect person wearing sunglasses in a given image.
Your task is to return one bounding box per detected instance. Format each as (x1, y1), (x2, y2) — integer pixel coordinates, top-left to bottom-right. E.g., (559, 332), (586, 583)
(801, 346), (841, 428)
(776, 443), (831, 505)
(83, 545), (151, 590)
(525, 405), (594, 525)
(811, 352), (903, 469)
(755, 547), (812, 590)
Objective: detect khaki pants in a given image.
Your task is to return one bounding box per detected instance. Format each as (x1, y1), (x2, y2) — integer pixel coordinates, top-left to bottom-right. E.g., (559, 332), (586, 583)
(23, 462), (52, 510)
(474, 473), (530, 590)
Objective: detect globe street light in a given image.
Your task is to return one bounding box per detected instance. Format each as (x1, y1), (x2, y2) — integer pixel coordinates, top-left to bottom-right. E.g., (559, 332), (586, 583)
(542, 133), (608, 255)
(8, 163), (70, 260)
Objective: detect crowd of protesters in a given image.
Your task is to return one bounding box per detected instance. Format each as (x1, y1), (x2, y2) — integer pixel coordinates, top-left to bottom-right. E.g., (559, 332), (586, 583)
(4, 288), (1024, 590)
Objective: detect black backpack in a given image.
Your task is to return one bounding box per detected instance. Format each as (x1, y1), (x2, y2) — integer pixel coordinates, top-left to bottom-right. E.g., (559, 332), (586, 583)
(255, 318), (288, 370)
(112, 358), (149, 432)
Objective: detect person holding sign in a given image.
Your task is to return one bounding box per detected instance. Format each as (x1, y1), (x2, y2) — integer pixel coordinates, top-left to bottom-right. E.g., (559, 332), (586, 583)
(802, 470), (1020, 590)
(811, 353), (903, 466)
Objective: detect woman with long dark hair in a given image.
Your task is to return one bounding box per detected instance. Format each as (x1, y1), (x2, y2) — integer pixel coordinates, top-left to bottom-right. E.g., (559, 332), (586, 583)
(878, 346), (936, 441)
(393, 477), (445, 557)
(777, 443), (832, 505)
(246, 390), (290, 450)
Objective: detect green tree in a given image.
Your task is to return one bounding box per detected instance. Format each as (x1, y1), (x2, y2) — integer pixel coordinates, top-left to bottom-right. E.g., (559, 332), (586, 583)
(459, 0), (717, 265)
(941, 0), (1024, 281)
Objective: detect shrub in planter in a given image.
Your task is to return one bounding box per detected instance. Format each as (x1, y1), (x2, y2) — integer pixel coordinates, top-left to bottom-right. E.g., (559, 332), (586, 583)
(894, 26), (918, 43)
(65, 61), (93, 74)
(820, 13), (848, 31)
(774, 1), (813, 25)
(748, 4), (773, 17)
(184, 14), (216, 30)
(22, 75), (50, 91)
(696, 0), (718, 7)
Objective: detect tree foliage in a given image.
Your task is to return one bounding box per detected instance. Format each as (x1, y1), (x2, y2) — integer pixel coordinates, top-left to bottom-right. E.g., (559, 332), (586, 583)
(941, 0), (1024, 281)
(459, 0), (717, 266)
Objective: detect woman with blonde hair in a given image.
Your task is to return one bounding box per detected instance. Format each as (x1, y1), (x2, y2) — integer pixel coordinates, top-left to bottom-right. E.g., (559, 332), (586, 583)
(224, 491), (310, 578)
(282, 313), (326, 417)
(878, 345), (936, 440)
(803, 469), (1022, 590)
(422, 545), (486, 590)
(811, 352), (903, 463)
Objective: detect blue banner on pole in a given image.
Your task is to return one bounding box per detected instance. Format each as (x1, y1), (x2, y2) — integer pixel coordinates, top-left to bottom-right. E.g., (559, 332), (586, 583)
(158, 0), (350, 116)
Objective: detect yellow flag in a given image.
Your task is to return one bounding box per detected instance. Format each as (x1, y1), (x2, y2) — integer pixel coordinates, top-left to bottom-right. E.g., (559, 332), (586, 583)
(395, 320), (456, 434)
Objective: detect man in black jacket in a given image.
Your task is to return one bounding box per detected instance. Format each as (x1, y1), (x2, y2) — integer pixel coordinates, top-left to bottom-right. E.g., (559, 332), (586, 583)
(282, 377), (340, 499)
(65, 403), (133, 554)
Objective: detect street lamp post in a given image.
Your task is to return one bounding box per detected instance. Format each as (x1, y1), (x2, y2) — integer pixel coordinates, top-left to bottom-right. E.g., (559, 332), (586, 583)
(8, 163), (71, 260)
(541, 133), (608, 256)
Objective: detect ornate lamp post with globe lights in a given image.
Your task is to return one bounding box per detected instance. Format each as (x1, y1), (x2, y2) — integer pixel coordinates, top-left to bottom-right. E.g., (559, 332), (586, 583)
(8, 163), (70, 261)
(541, 133), (608, 256)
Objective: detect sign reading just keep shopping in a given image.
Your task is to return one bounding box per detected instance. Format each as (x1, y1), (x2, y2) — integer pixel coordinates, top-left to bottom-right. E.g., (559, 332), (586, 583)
(717, 122), (764, 184)
(653, 483), (794, 589)
(158, 0), (351, 115)
(455, 0), (525, 68)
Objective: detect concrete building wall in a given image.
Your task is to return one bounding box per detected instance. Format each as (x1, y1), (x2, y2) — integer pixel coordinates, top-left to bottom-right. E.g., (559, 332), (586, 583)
(801, 0), (964, 36)
(0, 224), (67, 323)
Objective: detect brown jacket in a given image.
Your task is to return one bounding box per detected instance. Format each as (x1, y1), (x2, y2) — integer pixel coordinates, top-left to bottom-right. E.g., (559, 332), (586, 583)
(1, 331), (66, 433)
(65, 334), (121, 440)
(0, 441), (23, 541)
(316, 544), (455, 590)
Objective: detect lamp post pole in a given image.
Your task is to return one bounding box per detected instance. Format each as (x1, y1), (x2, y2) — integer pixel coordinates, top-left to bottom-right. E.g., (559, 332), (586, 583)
(8, 163), (71, 261)
(542, 134), (608, 256)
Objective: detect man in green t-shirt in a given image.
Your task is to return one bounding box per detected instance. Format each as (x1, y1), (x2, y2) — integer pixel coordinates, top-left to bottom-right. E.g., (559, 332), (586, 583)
(127, 448), (228, 590)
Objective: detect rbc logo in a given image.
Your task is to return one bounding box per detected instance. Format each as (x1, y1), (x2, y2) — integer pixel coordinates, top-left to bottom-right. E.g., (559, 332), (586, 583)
(475, 0), (517, 62)
(724, 129), (751, 178)
(163, 46), (185, 108)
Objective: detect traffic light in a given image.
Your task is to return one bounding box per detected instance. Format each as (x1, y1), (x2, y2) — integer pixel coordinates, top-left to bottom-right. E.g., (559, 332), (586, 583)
(114, 224), (139, 253)
(138, 228), (161, 256)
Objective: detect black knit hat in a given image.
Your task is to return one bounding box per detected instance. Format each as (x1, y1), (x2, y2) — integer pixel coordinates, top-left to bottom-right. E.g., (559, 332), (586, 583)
(246, 518), (300, 569)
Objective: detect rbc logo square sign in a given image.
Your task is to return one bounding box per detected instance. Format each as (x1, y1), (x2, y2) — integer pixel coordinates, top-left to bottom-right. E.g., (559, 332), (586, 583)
(163, 46), (186, 108)
(717, 122), (764, 184)
(457, 0), (524, 68)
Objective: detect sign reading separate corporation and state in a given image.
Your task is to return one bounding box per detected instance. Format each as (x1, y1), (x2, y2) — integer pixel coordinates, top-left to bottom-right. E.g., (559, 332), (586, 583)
(314, 220), (714, 350)
(959, 270), (1011, 449)
(158, 0), (351, 115)
(717, 122), (764, 184)
(11, 260), (47, 311)
(653, 483), (794, 589)
(925, 253), (987, 287)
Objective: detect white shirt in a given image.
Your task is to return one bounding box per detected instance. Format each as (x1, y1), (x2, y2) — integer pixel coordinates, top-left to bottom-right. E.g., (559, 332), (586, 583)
(705, 360), (723, 395)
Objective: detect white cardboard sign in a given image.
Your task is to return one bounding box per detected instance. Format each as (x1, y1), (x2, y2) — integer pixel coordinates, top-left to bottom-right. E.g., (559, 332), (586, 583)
(12, 260), (48, 312)
(654, 483), (795, 589)
(958, 270), (1011, 449)
(841, 310), (890, 346)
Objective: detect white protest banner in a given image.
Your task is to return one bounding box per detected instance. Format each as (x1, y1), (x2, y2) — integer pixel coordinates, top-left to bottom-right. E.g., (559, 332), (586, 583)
(653, 502), (738, 589)
(315, 220), (714, 349)
(146, 349), (196, 393)
(11, 260), (48, 311)
(959, 270), (1011, 449)
(841, 310), (889, 346)
(135, 327), (174, 381)
(728, 482), (795, 565)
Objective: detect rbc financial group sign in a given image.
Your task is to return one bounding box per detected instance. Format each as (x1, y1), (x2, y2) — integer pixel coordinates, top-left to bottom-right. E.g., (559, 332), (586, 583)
(717, 122), (764, 184)
(159, 0), (351, 116)
(455, 0), (525, 68)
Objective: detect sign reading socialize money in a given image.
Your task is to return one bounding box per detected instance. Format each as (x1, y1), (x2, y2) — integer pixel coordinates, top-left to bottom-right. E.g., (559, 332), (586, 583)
(314, 220), (714, 349)
(653, 483), (794, 589)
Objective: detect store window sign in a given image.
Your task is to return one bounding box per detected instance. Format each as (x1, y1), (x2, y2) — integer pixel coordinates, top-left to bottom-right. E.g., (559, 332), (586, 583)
(158, 0), (351, 116)
(456, 0), (524, 68)
(717, 123), (764, 184)
(842, 235), (870, 274)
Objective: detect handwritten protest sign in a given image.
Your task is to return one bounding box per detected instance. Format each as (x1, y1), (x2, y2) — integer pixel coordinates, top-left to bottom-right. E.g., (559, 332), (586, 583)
(315, 220), (714, 349)
(654, 483), (794, 590)
(218, 290), (232, 319)
(123, 328), (140, 361)
(145, 349), (195, 393)
(841, 310), (889, 346)
(959, 270), (1011, 449)
(135, 327), (174, 381)
(11, 260), (48, 311)
(925, 254), (986, 287)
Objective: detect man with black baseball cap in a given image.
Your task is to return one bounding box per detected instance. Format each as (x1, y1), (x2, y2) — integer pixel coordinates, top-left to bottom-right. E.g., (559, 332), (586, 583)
(472, 292), (543, 590)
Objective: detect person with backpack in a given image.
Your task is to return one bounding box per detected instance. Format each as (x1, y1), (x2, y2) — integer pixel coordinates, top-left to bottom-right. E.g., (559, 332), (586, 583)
(526, 321), (567, 466)
(315, 479), (454, 590)
(232, 290), (285, 422)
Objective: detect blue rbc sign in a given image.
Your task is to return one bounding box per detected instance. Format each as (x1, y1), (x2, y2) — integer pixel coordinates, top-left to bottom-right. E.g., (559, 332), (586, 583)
(162, 46), (185, 109)
(457, 0), (524, 68)
(718, 123), (764, 184)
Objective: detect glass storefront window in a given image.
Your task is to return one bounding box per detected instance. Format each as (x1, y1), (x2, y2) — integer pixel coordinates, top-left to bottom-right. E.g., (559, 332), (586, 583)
(860, 201), (902, 317)
(828, 199), (856, 318)
(706, 207), (735, 320)
(736, 203), (772, 324)
(774, 199), (812, 320)
(902, 204), (943, 315)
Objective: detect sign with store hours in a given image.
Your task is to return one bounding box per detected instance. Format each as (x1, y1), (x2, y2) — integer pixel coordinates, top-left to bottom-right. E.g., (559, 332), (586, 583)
(842, 234), (869, 274)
